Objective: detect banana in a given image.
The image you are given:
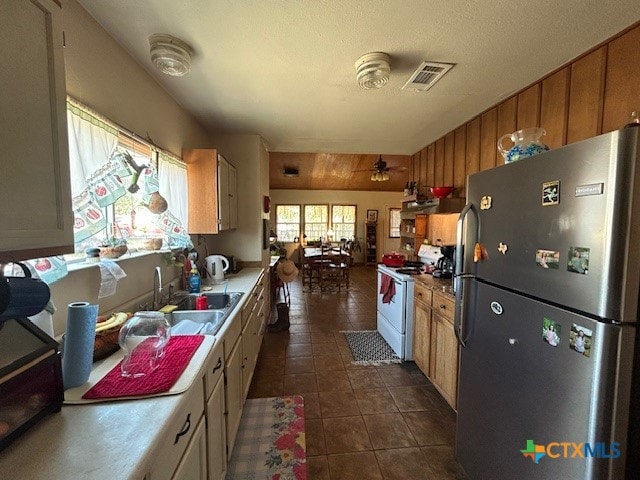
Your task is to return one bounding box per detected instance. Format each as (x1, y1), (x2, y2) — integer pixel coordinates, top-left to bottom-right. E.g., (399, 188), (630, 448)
(95, 312), (130, 333)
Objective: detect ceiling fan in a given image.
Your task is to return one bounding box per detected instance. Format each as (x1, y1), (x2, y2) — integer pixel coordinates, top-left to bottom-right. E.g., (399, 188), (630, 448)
(352, 155), (405, 181)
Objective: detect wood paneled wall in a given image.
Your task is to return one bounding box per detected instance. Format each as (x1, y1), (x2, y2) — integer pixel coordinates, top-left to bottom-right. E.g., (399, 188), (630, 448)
(411, 23), (640, 198)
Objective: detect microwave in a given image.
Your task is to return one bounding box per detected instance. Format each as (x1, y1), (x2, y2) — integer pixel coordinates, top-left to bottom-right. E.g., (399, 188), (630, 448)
(0, 317), (63, 452)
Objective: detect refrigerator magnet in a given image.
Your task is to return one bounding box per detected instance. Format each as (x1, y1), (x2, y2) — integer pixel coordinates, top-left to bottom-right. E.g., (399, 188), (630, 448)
(542, 181), (560, 206)
(536, 249), (560, 269)
(569, 323), (592, 357)
(567, 247), (589, 274)
(480, 196), (492, 210)
(498, 242), (508, 255)
(473, 243), (488, 262)
(542, 318), (560, 347)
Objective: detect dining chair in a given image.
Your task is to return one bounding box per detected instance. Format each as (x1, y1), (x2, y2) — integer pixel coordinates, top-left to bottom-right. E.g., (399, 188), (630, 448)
(303, 251), (323, 291)
(326, 247), (351, 291)
(315, 245), (334, 291)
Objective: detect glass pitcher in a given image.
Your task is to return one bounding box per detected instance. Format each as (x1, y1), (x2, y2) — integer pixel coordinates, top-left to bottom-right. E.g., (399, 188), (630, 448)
(118, 311), (171, 378)
(498, 127), (549, 164)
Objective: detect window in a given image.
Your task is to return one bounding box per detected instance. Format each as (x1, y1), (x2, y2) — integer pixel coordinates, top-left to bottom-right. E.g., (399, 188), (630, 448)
(304, 204), (329, 242)
(389, 208), (401, 238)
(66, 98), (190, 260)
(274, 203), (355, 244)
(111, 135), (162, 241)
(275, 205), (301, 242)
(331, 205), (356, 241)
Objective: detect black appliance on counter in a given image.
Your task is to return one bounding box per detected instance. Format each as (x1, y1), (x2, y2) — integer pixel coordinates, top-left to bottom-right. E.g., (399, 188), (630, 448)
(432, 246), (455, 278)
(0, 264), (63, 453)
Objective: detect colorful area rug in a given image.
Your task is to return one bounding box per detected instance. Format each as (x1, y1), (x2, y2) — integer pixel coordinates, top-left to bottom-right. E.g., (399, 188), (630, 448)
(342, 330), (402, 366)
(227, 395), (306, 479)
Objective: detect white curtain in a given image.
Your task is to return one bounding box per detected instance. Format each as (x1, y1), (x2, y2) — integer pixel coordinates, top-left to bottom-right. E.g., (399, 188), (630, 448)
(157, 151), (191, 248)
(158, 152), (188, 229)
(66, 100), (119, 199)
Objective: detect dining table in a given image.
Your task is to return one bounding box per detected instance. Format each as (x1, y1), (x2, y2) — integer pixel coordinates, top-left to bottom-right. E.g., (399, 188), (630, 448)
(303, 246), (351, 258)
(302, 246), (352, 291)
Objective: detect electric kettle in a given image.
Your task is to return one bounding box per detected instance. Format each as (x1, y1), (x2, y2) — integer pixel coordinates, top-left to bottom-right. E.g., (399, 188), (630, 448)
(205, 255), (229, 284)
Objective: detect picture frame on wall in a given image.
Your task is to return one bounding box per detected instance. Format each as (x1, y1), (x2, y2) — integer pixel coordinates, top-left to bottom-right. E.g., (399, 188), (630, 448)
(366, 209), (378, 223)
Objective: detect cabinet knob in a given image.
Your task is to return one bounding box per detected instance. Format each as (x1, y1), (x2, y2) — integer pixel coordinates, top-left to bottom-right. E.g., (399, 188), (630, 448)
(440, 304), (447, 309)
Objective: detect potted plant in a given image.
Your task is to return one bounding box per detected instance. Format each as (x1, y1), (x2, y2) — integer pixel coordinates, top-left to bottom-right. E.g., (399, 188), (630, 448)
(270, 240), (287, 258)
(99, 224), (128, 259)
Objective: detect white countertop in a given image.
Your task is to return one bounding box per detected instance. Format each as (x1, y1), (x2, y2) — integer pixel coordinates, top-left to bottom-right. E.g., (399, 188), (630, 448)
(0, 268), (264, 479)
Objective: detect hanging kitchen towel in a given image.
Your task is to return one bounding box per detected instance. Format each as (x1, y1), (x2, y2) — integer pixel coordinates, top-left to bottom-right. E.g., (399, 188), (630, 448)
(81, 335), (204, 400)
(380, 273), (396, 303)
(98, 260), (127, 298)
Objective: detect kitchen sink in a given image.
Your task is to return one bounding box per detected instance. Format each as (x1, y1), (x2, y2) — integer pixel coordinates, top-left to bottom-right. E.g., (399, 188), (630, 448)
(172, 292), (243, 311)
(164, 292), (244, 335)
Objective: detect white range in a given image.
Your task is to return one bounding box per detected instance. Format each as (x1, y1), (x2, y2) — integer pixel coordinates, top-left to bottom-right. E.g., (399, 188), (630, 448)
(376, 264), (416, 361)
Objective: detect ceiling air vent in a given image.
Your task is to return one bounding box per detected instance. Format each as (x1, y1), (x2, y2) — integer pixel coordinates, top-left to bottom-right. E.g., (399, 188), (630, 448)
(401, 61), (454, 92)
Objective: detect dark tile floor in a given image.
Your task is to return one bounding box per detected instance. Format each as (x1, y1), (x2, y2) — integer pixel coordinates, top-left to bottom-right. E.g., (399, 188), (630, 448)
(247, 265), (469, 479)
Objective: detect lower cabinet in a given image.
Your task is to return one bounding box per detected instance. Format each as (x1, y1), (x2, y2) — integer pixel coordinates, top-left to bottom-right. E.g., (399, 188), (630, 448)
(172, 417), (207, 480)
(204, 341), (226, 480)
(242, 301), (265, 400)
(413, 283), (433, 377)
(149, 380), (205, 480)
(224, 336), (243, 459)
(431, 311), (459, 410)
(413, 286), (459, 410)
(241, 272), (266, 401)
(206, 372), (227, 480)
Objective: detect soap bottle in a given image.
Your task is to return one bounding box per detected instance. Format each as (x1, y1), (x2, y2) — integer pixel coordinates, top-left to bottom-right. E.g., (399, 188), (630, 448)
(188, 267), (201, 293)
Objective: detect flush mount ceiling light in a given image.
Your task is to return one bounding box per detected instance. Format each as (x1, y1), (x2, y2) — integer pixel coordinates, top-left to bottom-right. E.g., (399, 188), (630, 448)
(354, 52), (391, 89)
(149, 34), (194, 77)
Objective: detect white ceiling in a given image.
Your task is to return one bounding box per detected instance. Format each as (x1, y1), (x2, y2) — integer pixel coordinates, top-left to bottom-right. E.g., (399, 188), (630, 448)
(77, 0), (640, 155)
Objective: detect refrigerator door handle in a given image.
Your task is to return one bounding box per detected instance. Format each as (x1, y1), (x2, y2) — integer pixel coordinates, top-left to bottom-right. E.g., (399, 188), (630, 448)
(454, 203), (478, 347)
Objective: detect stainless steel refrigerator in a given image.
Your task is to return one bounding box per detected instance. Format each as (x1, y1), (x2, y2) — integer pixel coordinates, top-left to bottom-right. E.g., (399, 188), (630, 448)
(454, 128), (640, 479)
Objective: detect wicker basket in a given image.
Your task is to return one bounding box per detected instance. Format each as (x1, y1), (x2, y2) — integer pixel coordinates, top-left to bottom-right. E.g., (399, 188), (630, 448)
(93, 327), (122, 362)
(99, 244), (128, 259)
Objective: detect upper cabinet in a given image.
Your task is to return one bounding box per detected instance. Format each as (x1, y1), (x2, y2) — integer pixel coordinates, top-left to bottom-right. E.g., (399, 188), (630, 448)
(0, 0), (74, 262)
(218, 155), (237, 231)
(184, 149), (237, 234)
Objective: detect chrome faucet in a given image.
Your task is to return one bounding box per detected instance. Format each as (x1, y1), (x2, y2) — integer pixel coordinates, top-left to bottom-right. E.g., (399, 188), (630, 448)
(152, 266), (163, 310)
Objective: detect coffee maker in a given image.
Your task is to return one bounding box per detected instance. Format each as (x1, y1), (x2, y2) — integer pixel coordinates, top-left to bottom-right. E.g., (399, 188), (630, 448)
(432, 246), (455, 279)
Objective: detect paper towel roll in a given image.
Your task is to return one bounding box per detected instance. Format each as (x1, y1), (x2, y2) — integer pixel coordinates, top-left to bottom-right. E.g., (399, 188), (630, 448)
(62, 301), (98, 390)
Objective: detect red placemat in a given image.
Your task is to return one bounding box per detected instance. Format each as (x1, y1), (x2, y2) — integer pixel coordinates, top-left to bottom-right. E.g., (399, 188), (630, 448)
(83, 335), (205, 400)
